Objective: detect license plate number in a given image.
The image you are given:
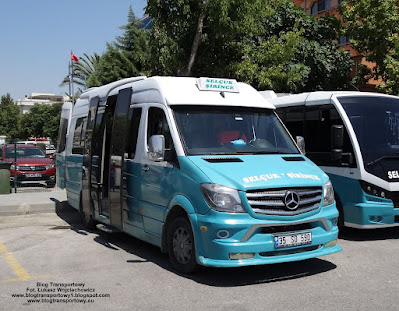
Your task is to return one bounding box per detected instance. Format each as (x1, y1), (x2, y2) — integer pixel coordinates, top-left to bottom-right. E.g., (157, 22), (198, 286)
(25, 173), (42, 178)
(274, 232), (312, 248)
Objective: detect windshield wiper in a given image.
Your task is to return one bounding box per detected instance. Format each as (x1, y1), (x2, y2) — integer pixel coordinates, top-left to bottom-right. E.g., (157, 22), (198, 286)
(366, 155), (399, 167)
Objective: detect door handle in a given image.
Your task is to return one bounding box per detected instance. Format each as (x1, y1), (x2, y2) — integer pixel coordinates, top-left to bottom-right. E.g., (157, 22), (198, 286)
(142, 165), (150, 171)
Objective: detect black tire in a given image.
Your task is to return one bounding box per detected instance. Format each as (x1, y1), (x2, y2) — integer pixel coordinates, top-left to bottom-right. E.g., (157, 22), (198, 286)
(46, 182), (55, 188)
(335, 192), (345, 229)
(167, 217), (197, 274)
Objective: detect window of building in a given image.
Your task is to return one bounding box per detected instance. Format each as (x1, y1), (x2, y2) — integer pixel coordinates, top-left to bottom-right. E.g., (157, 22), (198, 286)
(339, 35), (351, 46)
(311, 0), (330, 15)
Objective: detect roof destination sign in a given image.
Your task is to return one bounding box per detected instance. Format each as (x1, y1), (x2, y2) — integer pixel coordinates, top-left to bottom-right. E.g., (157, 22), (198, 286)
(197, 77), (239, 93)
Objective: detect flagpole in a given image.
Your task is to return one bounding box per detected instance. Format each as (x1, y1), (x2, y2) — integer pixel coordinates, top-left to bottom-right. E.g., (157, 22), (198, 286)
(68, 59), (72, 99)
(71, 50), (74, 102)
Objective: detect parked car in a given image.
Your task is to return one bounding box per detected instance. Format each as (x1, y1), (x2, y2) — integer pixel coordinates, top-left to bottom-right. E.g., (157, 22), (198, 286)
(0, 144), (56, 187)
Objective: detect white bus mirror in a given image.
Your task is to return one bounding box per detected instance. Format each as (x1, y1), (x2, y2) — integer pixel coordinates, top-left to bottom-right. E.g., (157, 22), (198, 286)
(296, 136), (306, 155)
(148, 135), (165, 162)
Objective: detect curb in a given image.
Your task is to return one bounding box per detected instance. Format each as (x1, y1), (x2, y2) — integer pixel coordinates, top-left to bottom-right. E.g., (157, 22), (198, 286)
(0, 201), (70, 216)
(0, 190), (69, 217)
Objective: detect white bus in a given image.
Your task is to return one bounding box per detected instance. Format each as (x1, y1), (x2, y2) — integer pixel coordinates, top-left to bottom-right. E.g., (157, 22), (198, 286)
(265, 91), (399, 229)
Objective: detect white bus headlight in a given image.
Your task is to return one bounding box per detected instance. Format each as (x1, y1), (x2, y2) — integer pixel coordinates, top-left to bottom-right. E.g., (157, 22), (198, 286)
(201, 183), (245, 213)
(322, 180), (335, 206)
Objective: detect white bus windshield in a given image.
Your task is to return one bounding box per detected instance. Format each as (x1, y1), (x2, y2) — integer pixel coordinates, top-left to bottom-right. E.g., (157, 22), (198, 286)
(173, 106), (299, 156)
(339, 96), (399, 171)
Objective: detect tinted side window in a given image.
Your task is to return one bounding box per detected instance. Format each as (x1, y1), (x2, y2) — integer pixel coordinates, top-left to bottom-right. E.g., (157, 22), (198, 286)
(283, 107), (305, 138)
(147, 107), (172, 149)
(56, 118), (68, 153)
(126, 108), (142, 159)
(147, 107), (175, 162)
(305, 105), (355, 167)
(72, 117), (87, 155)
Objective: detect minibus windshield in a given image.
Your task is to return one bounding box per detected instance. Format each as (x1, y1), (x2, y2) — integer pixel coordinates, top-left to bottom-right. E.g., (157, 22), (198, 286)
(339, 96), (399, 169)
(173, 106), (299, 156)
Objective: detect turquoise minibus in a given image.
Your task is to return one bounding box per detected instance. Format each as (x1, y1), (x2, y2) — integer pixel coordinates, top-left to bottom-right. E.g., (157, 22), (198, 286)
(56, 77), (341, 273)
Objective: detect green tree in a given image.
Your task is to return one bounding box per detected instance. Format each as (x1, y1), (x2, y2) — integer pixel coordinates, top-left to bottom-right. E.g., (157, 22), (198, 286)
(60, 53), (101, 94)
(19, 103), (62, 142)
(0, 93), (20, 140)
(87, 6), (150, 87)
(341, 0), (399, 94)
(147, 0), (353, 92)
(1, 93), (14, 106)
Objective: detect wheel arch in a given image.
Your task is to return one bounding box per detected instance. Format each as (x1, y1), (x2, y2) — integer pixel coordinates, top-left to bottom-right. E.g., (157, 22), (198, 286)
(161, 195), (197, 253)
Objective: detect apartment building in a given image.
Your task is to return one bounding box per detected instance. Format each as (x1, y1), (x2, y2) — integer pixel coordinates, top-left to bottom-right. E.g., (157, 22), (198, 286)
(293, 0), (379, 91)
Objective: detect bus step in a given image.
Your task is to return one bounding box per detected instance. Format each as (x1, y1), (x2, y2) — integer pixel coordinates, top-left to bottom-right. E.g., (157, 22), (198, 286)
(96, 223), (119, 233)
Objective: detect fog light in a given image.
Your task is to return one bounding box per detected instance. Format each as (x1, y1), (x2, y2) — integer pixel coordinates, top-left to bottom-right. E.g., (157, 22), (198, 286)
(331, 218), (338, 227)
(229, 253), (255, 260)
(375, 216), (382, 222)
(325, 240), (337, 248)
(216, 230), (230, 239)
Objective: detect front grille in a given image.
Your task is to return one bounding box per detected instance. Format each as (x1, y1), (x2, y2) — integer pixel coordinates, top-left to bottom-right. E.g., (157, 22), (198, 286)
(260, 223), (312, 234)
(260, 245), (321, 257)
(18, 165), (46, 172)
(246, 187), (322, 216)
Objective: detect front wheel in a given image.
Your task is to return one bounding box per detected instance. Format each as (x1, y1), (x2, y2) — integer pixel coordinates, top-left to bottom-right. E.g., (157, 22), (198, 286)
(167, 217), (197, 274)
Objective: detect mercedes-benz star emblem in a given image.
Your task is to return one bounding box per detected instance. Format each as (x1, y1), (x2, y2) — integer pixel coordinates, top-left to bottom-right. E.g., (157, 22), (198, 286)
(284, 191), (300, 210)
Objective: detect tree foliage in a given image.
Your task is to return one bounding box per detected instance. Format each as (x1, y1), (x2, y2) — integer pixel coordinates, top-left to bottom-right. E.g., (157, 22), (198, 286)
(0, 94), (20, 140)
(341, 0), (399, 94)
(19, 103), (62, 142)
(87, 6), (150, 87)
(147, 0), (353, 92)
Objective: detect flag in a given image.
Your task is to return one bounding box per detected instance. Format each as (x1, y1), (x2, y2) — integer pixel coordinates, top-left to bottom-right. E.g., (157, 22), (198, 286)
(71, 52), (79, 63)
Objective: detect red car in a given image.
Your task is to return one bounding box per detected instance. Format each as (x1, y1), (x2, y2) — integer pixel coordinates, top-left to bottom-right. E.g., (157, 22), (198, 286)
(0, 144), (56, 187)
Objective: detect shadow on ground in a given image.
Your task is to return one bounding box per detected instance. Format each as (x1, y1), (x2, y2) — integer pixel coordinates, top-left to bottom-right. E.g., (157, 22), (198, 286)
(339, 226), (399, 241)
(54, 202), (337, 287)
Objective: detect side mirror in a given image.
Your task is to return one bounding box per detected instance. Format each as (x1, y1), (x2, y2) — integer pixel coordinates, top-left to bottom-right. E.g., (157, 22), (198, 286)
(148, 135), (165, 162)
(331, 125), (344, 162)
(296, 136), (306, 155)
(331, 125), (344, 149)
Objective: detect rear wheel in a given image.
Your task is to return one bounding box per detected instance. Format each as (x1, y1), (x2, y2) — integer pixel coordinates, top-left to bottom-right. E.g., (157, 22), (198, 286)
(167, 217), (197, 274)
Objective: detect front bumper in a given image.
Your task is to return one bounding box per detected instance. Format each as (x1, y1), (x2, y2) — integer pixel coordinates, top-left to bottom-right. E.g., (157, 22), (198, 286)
(343, 202), (399, 229)
(192, 204), (341, 268)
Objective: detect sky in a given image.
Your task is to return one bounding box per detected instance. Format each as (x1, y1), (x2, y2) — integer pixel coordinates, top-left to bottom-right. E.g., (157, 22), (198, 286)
(0, 0), (147, 101)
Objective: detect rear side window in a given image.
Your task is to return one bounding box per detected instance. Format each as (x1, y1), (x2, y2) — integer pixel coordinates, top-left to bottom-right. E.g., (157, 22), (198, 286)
(57, 117), (68, 153)
(72, 117), (87, 155)
(125, 108), (142, 159)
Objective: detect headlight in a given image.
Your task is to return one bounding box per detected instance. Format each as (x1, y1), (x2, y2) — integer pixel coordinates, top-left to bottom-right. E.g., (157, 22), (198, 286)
(322, 179), (335, 206)
(200, 183), (245, 213)
(46, 164), (55, 170)
(10, 165), (18, 170)
(360, 181), (386, 198)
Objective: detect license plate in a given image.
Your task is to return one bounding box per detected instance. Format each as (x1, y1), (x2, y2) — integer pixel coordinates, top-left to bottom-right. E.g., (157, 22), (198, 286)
(274, 232), (312, 248)
(25, 173), (42, 178)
